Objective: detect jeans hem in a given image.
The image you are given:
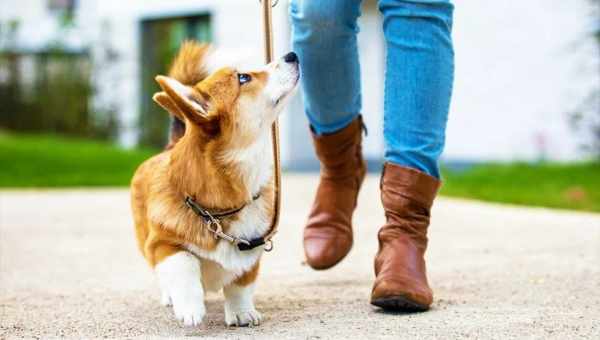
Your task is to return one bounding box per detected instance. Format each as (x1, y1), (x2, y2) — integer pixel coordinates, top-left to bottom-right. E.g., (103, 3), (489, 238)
(308, 112), (361, 136)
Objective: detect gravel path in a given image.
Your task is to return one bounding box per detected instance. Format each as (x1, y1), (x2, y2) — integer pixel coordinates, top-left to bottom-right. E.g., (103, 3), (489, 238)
(1, 174), (599, 339)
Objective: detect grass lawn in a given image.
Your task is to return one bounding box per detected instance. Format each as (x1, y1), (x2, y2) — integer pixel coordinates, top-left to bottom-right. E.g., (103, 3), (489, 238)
(0, 132), (157, 187)
(441, 162), (600, 213)
(1, 133), (599, 213)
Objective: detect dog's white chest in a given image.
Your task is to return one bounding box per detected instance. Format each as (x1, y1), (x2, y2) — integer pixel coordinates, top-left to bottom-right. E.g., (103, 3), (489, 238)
(183, 134), (271, 291)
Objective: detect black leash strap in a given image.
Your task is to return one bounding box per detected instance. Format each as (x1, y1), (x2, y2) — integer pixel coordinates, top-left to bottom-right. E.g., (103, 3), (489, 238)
(237, 237), (266, 251)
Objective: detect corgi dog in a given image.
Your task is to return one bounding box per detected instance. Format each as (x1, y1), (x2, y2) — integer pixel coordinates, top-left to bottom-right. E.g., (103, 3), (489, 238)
(130, 41), (299, 327)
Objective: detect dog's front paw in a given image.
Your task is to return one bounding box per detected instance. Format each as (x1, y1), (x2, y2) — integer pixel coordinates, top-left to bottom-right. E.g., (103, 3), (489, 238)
(156, 252), (205, 327)
(225, 307), (262, 327)
(172, 296), (206, 326)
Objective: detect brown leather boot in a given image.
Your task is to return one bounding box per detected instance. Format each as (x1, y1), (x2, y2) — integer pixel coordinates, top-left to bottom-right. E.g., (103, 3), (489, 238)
(371, 163), (440, 311)
(304, 116), (366, 270)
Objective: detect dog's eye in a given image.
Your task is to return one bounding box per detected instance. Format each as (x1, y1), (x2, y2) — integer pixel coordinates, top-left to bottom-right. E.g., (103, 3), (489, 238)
(238, 73), (252, 85)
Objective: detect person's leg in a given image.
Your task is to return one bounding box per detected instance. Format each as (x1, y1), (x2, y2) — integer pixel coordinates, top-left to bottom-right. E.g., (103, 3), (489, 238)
(290, 0), (367, 270)
(290, 0), (363, 134)
(371, 0), (454, 311)
(381, 0), (454, 178)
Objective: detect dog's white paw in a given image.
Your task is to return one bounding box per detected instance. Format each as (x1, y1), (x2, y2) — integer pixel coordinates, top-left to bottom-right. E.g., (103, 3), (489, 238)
(172, 296), (206, 327)
(223, 282), (261, 327)
(155, 252), (205, 327)
(225, 307), (262, 327)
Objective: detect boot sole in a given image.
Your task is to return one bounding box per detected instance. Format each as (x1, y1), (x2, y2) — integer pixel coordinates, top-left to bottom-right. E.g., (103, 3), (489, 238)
(371, 295), (429, 312)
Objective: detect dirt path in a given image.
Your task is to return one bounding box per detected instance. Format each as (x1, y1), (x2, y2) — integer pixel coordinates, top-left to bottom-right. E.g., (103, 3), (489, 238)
(1, 174), (599, 339)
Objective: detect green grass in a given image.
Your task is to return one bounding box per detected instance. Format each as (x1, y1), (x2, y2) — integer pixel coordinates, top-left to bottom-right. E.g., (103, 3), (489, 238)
(441, 162), (600, 213)
(1, 133), (599, 213)
(0, 132), (157, 187)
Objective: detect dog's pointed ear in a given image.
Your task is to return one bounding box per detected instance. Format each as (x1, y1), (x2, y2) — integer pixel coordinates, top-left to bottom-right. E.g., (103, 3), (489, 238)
(155, 75), (213, 124)
(152, 91), (185, 121)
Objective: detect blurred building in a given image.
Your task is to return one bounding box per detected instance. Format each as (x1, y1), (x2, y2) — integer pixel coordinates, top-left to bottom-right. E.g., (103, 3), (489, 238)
(0, 0), (597, 168)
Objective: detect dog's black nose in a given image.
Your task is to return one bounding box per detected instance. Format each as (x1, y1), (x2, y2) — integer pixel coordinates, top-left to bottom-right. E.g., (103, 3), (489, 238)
(283, 52), (298, 63)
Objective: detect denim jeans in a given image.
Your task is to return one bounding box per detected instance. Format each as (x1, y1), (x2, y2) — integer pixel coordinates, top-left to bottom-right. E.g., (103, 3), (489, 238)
(290, 0), (454, 178)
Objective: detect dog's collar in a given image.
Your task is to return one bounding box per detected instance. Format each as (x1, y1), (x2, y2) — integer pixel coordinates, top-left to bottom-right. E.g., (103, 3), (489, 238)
(184, 193), (276, 252)
(185, 193), (261, 221)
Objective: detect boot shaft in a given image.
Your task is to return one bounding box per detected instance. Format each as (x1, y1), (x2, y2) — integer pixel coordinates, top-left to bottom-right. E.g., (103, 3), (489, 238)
(379, 163), (441, 247)
(311, 116), (365, 177)
(371, 163), (440, 309)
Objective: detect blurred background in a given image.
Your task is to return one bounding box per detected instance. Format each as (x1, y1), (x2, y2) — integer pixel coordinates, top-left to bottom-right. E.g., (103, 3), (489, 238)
(0, 0), (598, 212)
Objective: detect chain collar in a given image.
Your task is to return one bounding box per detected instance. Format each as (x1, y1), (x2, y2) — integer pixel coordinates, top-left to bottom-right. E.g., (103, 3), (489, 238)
(184, 194), (275, 252)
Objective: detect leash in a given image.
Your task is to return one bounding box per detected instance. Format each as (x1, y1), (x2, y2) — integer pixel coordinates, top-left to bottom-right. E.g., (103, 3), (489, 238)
(182, 0), (281, 252)
(261, 0), (282, 244)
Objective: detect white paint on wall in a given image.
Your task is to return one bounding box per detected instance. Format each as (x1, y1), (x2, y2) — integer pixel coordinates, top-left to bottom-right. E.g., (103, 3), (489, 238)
(281, 0), (599, 166)
(447, 0), (598, 162)
(1, 0), (597, 163)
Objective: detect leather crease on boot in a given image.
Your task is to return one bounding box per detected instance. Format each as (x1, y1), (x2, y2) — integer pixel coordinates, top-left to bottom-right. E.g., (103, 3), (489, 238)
(303, 115), (367, 270)
(370, 162), (441, 312)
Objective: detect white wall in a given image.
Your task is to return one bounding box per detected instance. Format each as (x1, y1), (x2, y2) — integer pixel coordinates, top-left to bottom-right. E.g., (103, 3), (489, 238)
(283, 0), (599, 167)
(447, 0), (598, 162)
(2, 0), (597, 164)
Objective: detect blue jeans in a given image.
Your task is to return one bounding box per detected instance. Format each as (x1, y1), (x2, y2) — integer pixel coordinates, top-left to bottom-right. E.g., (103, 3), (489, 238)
(290, 0), (454, 178)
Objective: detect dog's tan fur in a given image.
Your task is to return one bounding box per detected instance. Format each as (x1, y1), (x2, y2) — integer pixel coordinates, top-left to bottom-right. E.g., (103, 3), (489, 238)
(132, 42), (271, 265)
(130, 41), (298, 326)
